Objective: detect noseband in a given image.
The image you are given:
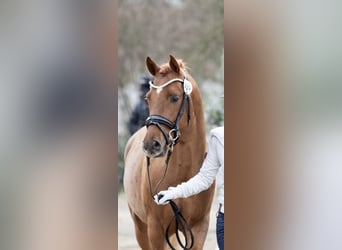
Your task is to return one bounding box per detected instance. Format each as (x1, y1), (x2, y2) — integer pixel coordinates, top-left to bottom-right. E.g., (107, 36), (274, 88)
(145, 72), (192, 150)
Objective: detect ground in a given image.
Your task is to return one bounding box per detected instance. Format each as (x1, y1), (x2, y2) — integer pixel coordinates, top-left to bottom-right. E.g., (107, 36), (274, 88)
(118, 192), (218, 250)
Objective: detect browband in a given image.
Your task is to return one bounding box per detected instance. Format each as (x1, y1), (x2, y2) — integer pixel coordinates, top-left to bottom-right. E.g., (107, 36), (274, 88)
(149, 78), (184, 94)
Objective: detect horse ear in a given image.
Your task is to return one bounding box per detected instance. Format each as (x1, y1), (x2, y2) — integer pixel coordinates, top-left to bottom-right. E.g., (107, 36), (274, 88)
(146, 57), (160, 76)
(169, 55), (180, 74)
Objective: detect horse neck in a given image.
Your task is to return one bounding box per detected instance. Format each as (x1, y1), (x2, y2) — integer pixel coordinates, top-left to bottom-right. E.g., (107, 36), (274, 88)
(170, 87), (207, 177)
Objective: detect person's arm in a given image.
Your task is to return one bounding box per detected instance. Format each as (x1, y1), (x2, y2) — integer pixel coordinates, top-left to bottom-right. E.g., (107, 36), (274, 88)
(155, 135), (221, 205)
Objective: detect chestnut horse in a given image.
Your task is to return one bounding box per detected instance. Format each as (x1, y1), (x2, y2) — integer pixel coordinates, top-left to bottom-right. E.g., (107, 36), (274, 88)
(124, 55), (215, 250)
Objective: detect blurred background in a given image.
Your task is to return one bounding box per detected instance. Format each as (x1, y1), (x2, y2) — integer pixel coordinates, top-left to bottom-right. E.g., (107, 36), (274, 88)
(224, 1), (342, 249)
(1, 0), (341, 249)
(0, 0), (116, 250)
(281, 1), (342, 249)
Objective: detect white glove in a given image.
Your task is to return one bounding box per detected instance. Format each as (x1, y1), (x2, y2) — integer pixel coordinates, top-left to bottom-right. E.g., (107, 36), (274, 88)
(154, 187), (178, 205)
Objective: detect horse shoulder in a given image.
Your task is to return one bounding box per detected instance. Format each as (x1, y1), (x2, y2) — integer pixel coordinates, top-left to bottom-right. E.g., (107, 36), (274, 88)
(124, 127), (147, 161)
(124, 127), (148, 223)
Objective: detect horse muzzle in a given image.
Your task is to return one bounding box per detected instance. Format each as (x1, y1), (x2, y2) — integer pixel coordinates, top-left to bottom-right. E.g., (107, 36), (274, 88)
(143, 139), (166, 158)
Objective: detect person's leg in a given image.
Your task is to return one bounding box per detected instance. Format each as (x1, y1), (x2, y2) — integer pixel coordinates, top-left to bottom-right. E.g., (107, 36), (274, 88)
(216, 212), (224, 250)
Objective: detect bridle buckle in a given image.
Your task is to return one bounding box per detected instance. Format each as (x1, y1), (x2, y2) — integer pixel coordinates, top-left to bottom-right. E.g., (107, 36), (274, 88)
(169, 128), (180, 143)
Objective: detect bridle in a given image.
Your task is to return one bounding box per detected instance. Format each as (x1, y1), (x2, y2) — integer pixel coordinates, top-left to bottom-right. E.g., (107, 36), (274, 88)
(145, 71), (195, 250)
(145, 70), (192, 193)
(145, 71), (192, 154)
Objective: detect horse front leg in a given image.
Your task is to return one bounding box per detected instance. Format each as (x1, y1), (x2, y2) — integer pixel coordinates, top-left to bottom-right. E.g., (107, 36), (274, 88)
(147, 216), (168, 250)
(190, 213), (211, 250)
(129, 207), (150, 250)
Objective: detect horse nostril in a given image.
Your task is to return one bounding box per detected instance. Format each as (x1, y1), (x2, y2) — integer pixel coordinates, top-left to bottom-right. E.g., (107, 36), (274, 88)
(143, 141), (149, 151)
(152, 140), (161, 151)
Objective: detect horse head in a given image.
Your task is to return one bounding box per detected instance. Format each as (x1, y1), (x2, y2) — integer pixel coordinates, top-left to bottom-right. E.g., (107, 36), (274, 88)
(143, 55), (193, 158)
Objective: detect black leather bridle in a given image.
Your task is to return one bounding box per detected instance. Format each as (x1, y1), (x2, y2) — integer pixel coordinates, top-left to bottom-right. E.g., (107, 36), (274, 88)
(145, 71), (195, 250)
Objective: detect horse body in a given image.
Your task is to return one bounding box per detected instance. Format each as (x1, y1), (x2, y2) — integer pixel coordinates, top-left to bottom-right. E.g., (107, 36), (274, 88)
(124, 56), (215, 250)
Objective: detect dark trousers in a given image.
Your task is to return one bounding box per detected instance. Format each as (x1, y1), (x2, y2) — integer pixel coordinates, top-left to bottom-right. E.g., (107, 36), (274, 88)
(216, 211), (224, 250)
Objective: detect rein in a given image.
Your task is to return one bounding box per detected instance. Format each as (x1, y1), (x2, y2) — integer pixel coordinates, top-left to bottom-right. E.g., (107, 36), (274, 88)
(145, 73), (194, 250)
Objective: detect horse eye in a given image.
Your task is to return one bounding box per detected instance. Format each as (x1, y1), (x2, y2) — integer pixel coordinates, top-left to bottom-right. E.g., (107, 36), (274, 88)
(170, 95), (180, 103)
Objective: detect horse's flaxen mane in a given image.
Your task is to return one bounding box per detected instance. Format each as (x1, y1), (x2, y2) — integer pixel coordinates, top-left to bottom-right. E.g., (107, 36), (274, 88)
(159, 59), (189, 75)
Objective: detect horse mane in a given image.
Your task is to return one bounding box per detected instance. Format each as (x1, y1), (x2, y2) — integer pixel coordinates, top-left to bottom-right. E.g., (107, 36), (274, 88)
(159, 59), (189, 75)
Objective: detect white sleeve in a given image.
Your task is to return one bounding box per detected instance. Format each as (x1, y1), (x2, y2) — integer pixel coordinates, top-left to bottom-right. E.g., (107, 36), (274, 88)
(172, 135), (221, 198)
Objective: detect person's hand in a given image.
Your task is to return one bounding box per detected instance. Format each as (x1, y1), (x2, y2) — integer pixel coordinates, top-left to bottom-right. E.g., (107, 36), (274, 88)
(153, 187), (178, 205)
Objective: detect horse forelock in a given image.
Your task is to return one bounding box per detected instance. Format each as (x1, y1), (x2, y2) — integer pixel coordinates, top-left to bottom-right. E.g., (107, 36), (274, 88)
(158, 59), (189, 76)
